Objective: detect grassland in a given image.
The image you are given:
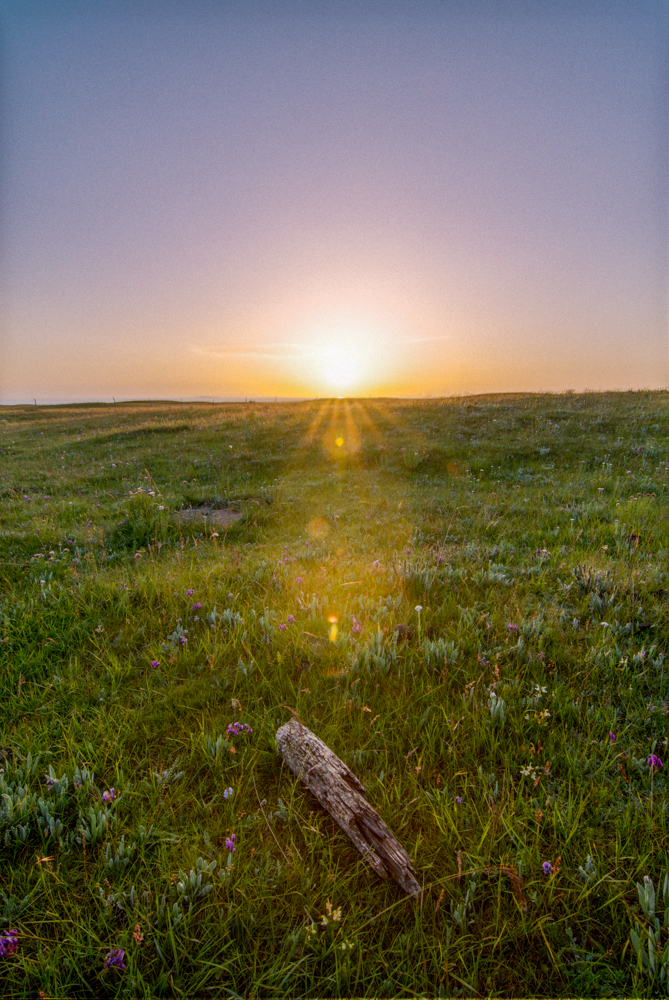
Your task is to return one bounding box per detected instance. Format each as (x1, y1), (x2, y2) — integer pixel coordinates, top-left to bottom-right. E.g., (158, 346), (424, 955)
(1, 391), (669, 998)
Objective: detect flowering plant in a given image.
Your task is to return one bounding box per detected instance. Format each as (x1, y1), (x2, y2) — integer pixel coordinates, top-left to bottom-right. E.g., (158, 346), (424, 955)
(104, 948), (126, 971)
(0, 929), (18, 958)
(227, 722), (252, 736)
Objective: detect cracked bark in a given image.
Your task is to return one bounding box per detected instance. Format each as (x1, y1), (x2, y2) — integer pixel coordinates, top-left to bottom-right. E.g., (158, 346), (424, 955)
(276, 718), (421, 898)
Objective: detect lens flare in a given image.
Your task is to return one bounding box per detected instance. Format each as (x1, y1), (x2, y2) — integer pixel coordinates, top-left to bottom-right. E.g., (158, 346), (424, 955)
(306, 517), (330, 539)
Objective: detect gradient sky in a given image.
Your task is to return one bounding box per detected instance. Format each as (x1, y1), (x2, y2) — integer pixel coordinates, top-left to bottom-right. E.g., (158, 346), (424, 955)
(1, 0), (667, 402)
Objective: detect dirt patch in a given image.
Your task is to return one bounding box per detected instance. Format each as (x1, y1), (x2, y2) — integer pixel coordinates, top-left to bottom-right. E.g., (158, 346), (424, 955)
(175, 506), (242, 527)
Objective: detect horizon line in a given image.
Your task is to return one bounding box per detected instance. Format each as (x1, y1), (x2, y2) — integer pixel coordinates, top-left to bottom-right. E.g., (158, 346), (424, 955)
(2, 388), (668, 408)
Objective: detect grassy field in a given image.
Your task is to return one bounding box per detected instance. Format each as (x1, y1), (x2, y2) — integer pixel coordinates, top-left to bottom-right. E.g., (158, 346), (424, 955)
(1, 391), (669, 998)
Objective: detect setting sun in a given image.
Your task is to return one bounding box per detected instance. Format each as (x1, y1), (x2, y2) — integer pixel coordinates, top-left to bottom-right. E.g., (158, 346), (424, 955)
(320, 343), (360, 390)
(299, 316), (393, 395)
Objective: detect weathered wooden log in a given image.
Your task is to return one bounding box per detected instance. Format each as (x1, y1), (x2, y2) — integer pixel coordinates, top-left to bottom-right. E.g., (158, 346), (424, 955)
(276, 717), (421, 898)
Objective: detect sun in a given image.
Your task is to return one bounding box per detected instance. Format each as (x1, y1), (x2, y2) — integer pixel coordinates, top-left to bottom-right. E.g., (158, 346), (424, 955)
(304, 317), (380, 394)
(320, 343), (362, 390)
(287, 310), (401, 395)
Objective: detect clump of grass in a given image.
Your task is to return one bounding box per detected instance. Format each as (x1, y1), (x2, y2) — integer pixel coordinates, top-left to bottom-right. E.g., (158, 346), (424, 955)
(0, 392), (668, 996)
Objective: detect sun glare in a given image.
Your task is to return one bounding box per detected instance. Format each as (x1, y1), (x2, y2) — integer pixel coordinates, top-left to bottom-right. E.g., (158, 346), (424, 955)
(321, 344), (360, 389)
(302, 317), (387, 394)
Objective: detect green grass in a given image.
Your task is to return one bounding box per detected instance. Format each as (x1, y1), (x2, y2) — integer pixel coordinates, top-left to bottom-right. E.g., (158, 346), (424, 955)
(1, 392), (669, 997)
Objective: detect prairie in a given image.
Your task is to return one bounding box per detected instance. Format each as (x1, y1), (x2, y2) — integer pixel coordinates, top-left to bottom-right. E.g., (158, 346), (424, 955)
(1, 391), (669, 997)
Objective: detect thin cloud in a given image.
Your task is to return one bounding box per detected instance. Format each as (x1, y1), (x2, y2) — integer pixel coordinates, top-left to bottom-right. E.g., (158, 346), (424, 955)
(192, 344), (303, 360)
(192, 342), (332, 360)
(194, 336), (449, 358)
(404, 336), (451, 344)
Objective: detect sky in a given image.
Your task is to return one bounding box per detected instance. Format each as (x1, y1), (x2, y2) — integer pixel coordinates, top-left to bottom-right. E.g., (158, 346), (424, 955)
(1, 0), (667, 403)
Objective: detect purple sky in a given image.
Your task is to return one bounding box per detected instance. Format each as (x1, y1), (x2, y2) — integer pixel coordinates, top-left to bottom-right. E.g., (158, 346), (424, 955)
(1, 0), (667, 402)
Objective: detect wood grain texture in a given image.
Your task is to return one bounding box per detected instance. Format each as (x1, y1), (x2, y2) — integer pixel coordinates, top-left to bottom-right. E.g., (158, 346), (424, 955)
(276, 717), (421, 898)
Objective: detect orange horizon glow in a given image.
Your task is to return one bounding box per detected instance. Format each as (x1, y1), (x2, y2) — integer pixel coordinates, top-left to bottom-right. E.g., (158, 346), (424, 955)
(7, 298), (664, 404)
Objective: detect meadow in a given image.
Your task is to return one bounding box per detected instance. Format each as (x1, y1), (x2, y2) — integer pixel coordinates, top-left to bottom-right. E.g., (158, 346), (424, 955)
(1, 391), (669, 998)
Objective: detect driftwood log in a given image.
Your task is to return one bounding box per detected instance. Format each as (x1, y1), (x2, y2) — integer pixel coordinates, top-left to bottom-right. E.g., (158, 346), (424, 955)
(276, 718), (421, 898)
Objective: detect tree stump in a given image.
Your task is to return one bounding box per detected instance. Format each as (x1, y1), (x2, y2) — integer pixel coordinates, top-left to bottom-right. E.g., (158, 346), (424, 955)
(276, 717), (421, 898)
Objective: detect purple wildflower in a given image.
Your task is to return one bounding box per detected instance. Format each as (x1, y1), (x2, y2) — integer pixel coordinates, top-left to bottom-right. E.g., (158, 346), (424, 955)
(151, 659), (160, 669)
(104, 948), (126, 971)
(648, 754), (663, 772)
(455, 796), (462, 805)
(542, 861), (553, 876)
(187, 589), (194, 596)
(102, 788), (116, 802)
(279, 623), (287, 631)
(180, 636), (188, 646)
(609, 731), (616, 743)
(192, 602), (202, 611)
(286, 614), (295, 624)
(507, 623), (518, 631)
(0, 929), (18, 958)
(223, 787), (233, 800)
(351, 616), (362, 634)
(295, 577), (302, 584)
(437, 556), (444, 565)
(227, 722), (252, 736)
(225, 834), (236, 852)
(373, 559), (380, 567)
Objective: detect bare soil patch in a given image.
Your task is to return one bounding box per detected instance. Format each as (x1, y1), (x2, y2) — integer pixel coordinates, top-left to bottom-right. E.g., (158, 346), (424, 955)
(175, 506), (242, 526)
